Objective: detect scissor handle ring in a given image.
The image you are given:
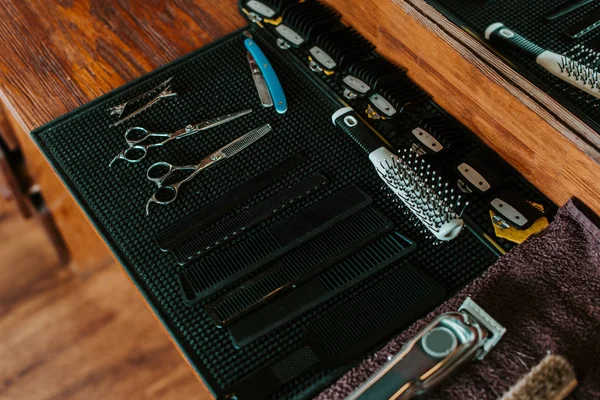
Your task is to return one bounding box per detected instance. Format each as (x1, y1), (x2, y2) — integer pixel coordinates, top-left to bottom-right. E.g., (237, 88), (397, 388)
(147, 161), (174, 182)
(152, 185), (178, 205)
(125, 126), (151, 145)
(122, 146), (147, 163)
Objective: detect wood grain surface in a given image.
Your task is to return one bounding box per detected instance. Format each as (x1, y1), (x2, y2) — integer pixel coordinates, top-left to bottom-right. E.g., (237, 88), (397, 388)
(0, 1), (246, 272)
(0, 192), (209, 400)
(324, 0), (600, 214)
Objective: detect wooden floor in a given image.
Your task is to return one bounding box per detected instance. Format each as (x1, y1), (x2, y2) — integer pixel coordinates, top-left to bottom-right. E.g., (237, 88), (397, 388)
(0, 192), (211, 399)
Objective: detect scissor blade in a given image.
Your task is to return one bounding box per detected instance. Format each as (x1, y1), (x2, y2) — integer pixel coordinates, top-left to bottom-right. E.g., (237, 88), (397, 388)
(200, 109), (253, 131)
(219, 124), (272, 159)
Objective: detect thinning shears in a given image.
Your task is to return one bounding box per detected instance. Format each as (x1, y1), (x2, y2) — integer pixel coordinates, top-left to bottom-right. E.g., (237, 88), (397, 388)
(109, 109), (253, 166)
(145, 123), (272, 215)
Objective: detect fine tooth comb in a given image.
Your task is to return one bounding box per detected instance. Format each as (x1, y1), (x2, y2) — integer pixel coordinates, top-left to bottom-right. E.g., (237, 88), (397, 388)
(410, 116), (466, 156)
(490, 188), (545, 230)
(225, 264), (445, 400)
(225, 231), (415, 347)
(308, 27), (375, 74)
(205, 207), (397, 328)
(456, 153), (508, 194)
(564, 6), (600, 39)
(274, 0), (341, 49)
(332, 107), (466, 241)
(178, 184), (373, 303)
(342, 58), (407, 99)
(485, 23), (600, 100)
(154, 154), (305, 251)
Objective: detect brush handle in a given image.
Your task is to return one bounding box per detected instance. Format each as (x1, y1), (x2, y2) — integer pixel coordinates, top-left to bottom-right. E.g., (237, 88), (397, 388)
(485, 23), (545, 59)
(332, 107), (386, 154)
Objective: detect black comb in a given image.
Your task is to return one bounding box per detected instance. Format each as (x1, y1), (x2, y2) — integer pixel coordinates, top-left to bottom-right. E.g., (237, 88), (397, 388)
(370, 75), (430, 116)
(276, 0), (341, 44)
(224, 263), (445, 400)
(178, 185), (372, 303)
(154, 154), (304, 251)
(410, 116), (466, 156)
(456, 152), (508, 194)
(173, 173), (327, 264)
(347, 57), (408, 89)
(240, 0), (293, 19)
(490, 188), (545, 230)
(206, 207), (396, 327)
(227, 231), (416, 347)
(310, 27), (375, 70)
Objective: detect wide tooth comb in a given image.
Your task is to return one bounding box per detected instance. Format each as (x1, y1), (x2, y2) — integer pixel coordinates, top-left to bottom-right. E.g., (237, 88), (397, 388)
(240, 0), (293, 18)
(314, 27), (375, 68)
(376, 75), (430, 112)
(281, 0), (341, 41)
(348, 58), (407, 88)
(412, 116), (466, 154)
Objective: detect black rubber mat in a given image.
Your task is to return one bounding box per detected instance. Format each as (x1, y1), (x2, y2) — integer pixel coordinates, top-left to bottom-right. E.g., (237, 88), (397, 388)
(425, 0), (600, 151)
(31, 20), (553, 399)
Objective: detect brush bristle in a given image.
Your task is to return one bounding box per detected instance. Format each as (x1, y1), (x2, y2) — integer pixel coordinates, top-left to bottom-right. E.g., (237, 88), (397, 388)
(500, 355), (577, 400)
(370, 147), (465, 241)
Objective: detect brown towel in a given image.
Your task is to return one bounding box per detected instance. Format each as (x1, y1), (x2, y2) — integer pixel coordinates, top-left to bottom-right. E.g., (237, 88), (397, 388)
(316, 199), (600, 400)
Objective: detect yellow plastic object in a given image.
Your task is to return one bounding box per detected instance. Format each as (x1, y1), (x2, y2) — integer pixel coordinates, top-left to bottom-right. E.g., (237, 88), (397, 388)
(491, 203), (549, 244)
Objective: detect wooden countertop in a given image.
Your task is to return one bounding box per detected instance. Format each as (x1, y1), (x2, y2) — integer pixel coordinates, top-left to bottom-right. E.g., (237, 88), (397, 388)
(1, 0), (599, 394)
(0, 1), (247, 271)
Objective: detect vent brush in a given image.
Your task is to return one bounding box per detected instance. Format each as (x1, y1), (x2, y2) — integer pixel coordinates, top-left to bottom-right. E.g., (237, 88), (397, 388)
(332, 107), (465, 241)
(309, 27), (375, 73)
(274, 0), (341, 49)
(485, 23), (600, 100)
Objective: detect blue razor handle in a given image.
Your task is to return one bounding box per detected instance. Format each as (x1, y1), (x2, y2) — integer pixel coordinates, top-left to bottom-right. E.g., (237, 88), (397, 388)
(244, 38), (288, 114)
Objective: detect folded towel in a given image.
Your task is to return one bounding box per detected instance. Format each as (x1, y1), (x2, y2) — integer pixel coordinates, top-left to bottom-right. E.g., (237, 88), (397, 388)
(317, 199), (600, 400)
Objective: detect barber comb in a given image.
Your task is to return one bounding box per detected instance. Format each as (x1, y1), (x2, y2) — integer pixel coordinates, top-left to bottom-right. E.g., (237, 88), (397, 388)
(410, 116), (466, 156)
(342, 58), (407, 99)
(240, 0), (294, 25)
(274, 0), (341, 49)
(456, 152), (508, 194)
(309, 27), (375, 74)
(332, 107), (466, 241)
(365, 76), (430, 120)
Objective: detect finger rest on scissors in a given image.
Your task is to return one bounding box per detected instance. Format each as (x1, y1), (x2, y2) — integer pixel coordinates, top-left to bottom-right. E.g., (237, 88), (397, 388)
(145, 186), (178, 216)
(109, 146), (147, 167)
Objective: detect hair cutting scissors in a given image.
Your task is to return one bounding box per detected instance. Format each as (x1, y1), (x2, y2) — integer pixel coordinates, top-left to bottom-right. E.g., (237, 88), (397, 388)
(145, 123), (272, 215)
(109, 109), (253, 166)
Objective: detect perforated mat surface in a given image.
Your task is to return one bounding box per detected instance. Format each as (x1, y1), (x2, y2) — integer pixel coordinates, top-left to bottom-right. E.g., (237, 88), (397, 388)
(32, 26), (548, 399)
